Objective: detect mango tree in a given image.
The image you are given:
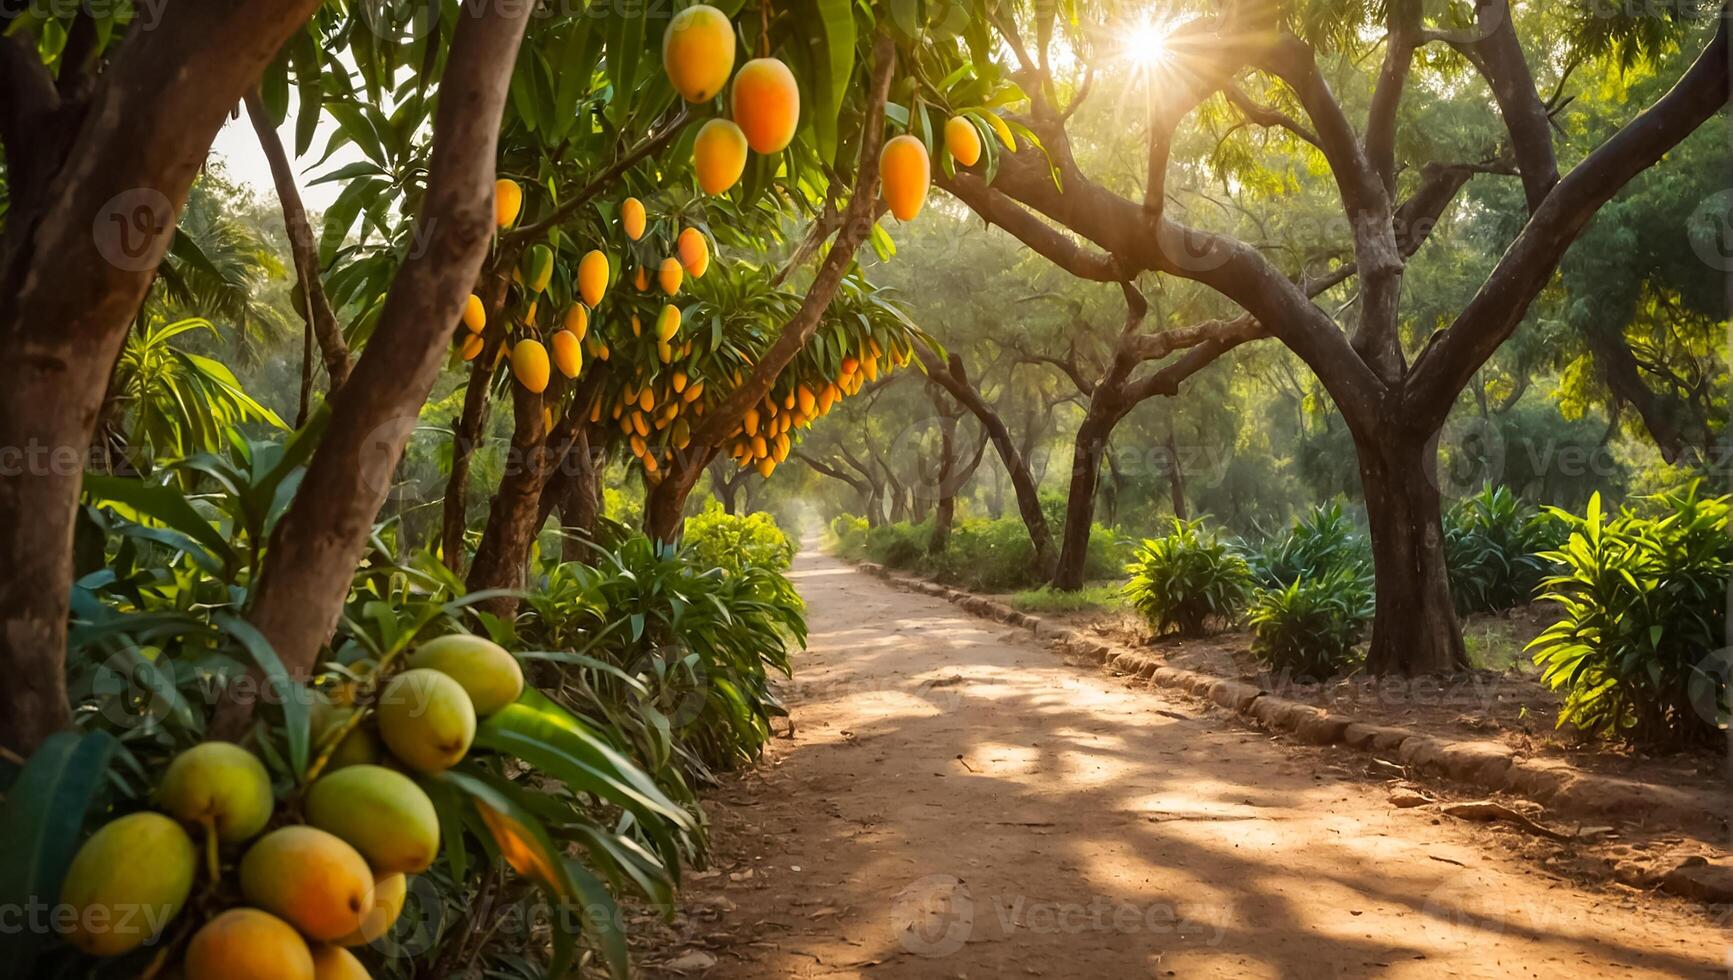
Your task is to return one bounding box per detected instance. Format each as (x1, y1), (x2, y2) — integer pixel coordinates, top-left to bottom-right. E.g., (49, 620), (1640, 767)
(938, 0), (1728, 673)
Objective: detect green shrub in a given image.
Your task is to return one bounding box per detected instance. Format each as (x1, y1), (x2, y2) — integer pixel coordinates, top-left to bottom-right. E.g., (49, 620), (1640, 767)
(1245, 502), (1369, 588)
(1124, 518), (1253, 636)
(65, 450), (716, 980)
(1247, 569), (1373, 678)
(828, 513), (869, 557)
(684, 500), (794, 575)
(1528, 484), (1731, 747)
(1443, 486), (1562, 614)
(864, 521), (928, 568)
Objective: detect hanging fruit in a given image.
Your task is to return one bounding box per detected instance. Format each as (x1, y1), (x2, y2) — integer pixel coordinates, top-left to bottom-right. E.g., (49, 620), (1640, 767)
(694, 119), (748, 195)
(662, 4), (736, 103)
(620, 197), (646, 240)
(494, 178), (522, 228)
(880, 135), (931, 221)
(677, 228), (709, 278)
(462, 294), (486, 333)
(510, 339), (550, 393)
(563, 303), (588, 341)
(550, 330), (583, 379)
(523, 244), (554, 293)
(731, 58), (800, 154)
(577, 250), (608, 307)
(655, 304), (681, 342)
(658, 257), (684, 295)
(945, 116), (981, 167)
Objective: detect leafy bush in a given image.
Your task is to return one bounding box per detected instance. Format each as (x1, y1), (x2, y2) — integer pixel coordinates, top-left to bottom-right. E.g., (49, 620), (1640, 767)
(38, 447), (805, 979)
(1443, 486), (1562, 614)
(1529, 485), (1731, 746)
(683, 500), (795, 575)
(827, 513), (869, 557)
(521, 534), (805, 779)
(830, 514), (1125, 593)
(1247, 569), (1373, 678)
(865, 520), (927, 567)
(1245, 502), (1369, 588)
(1124, 518), (1253, 636)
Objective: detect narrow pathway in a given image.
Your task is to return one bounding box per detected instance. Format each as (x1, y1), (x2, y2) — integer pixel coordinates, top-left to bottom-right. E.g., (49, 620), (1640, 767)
(653, 547), (1725, 978)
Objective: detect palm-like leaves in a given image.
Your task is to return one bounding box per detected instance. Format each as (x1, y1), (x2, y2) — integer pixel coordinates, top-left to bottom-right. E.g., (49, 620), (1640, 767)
(108, 317), (286, 469)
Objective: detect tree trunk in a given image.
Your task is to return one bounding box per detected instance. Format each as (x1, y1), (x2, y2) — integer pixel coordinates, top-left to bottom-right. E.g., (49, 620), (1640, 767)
(0, 0), (330, 755)
(467, 387), (559, 617)
(928, 411), (957, 554)
(245, 89), (350, 391)
(1359, 431), (1469, 675)
(1052, 407), (1115, 591)
(440, 250), (518, 571)
(239, 0), (535, 692)
(643, 33), (896, 543)
(553, 429), (599, 563)
(1164, 424), (1188, 520)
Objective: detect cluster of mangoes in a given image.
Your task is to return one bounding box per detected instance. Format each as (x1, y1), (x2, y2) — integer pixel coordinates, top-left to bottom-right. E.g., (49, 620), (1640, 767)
(56, 634), (525, 979)
(663, 4), (802, 197)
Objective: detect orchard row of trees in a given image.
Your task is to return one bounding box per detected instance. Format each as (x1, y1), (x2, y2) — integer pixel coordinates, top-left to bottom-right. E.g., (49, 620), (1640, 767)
(798, 0), (1729, 678)
(0, 0), (1726, 757)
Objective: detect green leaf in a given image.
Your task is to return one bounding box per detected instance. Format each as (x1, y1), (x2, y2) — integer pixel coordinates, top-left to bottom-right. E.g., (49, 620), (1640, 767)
(0, 731), (118, 972)
(82, 474), (238, 575)
(212, 613), (310, 776)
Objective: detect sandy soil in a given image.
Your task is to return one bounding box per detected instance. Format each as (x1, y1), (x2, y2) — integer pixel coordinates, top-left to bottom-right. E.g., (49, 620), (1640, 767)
(644, 547), (1729, 978)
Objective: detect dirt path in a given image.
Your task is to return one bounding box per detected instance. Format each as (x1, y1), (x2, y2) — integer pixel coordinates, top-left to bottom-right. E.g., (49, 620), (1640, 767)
(648, 547), (1727, 978)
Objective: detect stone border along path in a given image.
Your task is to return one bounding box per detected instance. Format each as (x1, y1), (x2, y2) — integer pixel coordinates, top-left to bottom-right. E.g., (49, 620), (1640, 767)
(851, 560), (1732, 902)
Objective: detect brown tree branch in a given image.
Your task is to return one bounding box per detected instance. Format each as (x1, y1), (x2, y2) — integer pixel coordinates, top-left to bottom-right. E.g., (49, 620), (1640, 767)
(643, 30), (898, 540)
(246, 89), (352, 390)
(242, 0), (536, 686)
(1224, 83), (1322, 148)
(1444, 0), (1559, 211)
(1407, 12), (1729, 426)
(0, 0), (330, 755)
(501, 107), (691, 248)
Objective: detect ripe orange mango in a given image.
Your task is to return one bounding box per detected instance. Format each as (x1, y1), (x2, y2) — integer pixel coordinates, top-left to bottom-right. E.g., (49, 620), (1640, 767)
(658, 257), (684, 295)
(880, 135), (930, 221)
(462, 293), (487, 333)
(731, 58), (800, 154)
(677, 227), (709, 278)
(578, 250), (609, 307)
(694, 119), (748, 195)
(945, 115), (981, 167)
(662, 4), (736, 102)
(620, 196), (646, 240)
(185, 909), (313, 980)
(511, 339), (550, 393)
(311, 945), (369, 980)
(239, 826), (375, 942)
(337, 873), (406, 947)
(494, 179), (522, 228)
(563, 303), (589, 341)
(551, 330), (583, 379)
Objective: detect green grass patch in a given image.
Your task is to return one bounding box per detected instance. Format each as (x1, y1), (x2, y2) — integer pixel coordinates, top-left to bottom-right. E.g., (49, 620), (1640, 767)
(1006, 583), (1126, 615)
